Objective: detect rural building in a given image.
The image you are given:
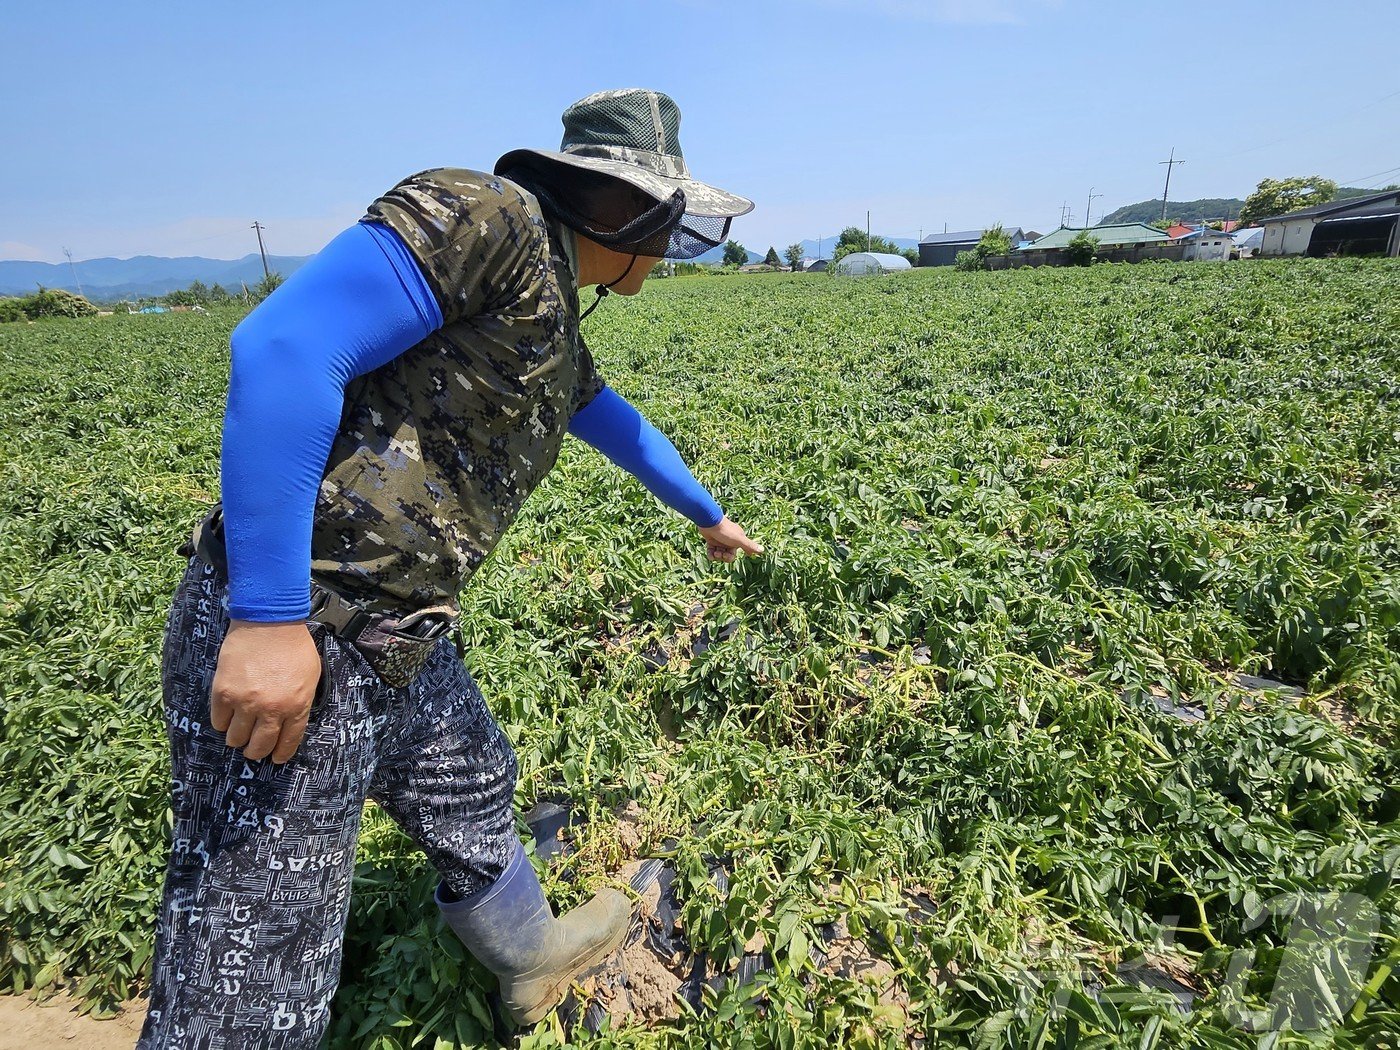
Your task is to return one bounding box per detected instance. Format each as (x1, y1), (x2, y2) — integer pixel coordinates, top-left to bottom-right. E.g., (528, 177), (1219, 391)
(1257, 189), (1400, 257)
(836, 252), (912, 275)
(919, 228), (1025, 266)
(1173, 227), (1233, 262)
(803, 259), (829, 272)
(1232, 227), (1264, 258)
(1167, 221), (1237, 238)
(1012, 224), (1177, 265)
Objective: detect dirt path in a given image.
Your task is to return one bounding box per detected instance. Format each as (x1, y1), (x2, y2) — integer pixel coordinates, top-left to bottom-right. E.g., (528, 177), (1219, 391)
(0, 993), (145, 1050)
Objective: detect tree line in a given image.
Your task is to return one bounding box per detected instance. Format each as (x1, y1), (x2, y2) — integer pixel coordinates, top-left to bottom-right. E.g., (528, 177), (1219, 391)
(714, 227), (920, 273)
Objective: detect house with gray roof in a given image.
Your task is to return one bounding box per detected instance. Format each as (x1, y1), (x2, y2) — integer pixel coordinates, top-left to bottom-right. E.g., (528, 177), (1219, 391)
(1257, 189), (1400, 257)
(920, 228), (1025, 267)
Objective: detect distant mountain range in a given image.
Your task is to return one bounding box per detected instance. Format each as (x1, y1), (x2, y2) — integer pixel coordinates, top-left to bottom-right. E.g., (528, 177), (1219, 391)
(0, 253), (310, 300)
(1102, 186), (1388, 226)
(1102, 198), (1246, 225)
(1, 233), (925, 298)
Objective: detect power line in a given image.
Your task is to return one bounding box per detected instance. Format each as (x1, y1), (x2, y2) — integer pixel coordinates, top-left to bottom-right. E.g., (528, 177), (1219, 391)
(1218, 86), (1400, 161)
(1086, 187), (1103, 229)
(1340, 163), (1400, 186)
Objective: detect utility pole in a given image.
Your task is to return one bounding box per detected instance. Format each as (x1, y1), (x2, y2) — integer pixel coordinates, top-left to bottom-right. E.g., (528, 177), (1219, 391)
(1059, 201), (1071, 228)
(1159, 148), (1185, 224)
(62, 248), (84, 297)
(1086, 188), (1103, 229)
(866, 210), (871, 252)
(251, 221), (270, 280)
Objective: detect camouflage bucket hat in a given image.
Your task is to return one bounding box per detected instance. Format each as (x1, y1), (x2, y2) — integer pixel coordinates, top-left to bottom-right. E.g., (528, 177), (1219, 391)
(496, 88), (753, 259)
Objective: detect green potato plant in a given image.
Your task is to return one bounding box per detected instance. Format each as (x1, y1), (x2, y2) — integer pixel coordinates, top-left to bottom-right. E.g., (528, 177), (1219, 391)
(1, 259), (1397, 1045)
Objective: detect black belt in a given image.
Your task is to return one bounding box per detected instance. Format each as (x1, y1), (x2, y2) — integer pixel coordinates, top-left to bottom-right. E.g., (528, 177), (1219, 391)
(179, 505), (462, 687)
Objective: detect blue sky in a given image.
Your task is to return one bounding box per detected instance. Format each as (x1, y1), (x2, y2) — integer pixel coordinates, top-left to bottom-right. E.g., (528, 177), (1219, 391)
(2, 0), (1397, 263)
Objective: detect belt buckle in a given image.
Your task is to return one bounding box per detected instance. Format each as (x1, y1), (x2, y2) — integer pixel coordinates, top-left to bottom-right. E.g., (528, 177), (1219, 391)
(310, 585), (374, 642)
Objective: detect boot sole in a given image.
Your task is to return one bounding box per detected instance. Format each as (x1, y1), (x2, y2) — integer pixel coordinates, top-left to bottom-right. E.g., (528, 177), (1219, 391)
(506, 908), (632, 1027)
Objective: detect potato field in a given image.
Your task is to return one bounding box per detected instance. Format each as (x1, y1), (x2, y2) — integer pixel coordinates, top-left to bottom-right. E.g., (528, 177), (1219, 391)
(1, 259), (1398, 1048)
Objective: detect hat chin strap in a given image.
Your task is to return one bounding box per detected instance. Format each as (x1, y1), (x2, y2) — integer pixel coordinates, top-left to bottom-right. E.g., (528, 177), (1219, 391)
(579, 253), (639, 321)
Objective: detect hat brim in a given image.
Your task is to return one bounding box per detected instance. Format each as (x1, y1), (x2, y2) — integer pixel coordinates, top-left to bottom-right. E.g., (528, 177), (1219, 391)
(495, 148), (754, 219)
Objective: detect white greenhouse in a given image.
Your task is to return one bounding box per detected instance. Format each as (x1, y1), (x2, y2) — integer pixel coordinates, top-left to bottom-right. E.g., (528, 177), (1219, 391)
(836, 251), (912, 275)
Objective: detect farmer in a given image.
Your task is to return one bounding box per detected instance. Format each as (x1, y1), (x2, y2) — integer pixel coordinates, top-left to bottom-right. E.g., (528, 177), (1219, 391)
(138, 88), (761, 1048)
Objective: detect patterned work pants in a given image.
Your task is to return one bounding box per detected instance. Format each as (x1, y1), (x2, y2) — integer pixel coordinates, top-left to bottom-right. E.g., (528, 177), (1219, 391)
(137, 557), (521, 1049)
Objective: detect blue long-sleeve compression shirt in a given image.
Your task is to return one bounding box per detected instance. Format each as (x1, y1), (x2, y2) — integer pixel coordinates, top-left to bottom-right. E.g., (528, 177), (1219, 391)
(567, 388), (723, 528)
(221, 220), (722, 622)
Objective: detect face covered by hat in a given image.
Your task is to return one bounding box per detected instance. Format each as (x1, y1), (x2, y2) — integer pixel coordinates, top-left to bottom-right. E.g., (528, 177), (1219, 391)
(495, 88), (754, 263)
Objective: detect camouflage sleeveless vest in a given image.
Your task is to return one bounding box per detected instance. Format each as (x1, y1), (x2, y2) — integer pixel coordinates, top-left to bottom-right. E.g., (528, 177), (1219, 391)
(308, 168), (606, 613)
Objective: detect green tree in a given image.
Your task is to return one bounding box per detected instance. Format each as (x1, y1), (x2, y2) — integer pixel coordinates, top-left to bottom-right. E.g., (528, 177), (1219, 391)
(785, 244), (804, 271)
(208, 283), (230, 303)
(1063, 231), (1099, 267)
(836, 226), (868, 253)
(18, 286), (99, 319)
(252, 271), (286, 302)
(954, 224), (1013, 272)
(835, 224), (915, 264)
(763, 246), (780, 267)
(834, 226), (868, 253)
(1238, 176), (1338, 227)
(722, 240), (748, 267)
(954, 250), (982, 272)
(976, 224), (1011, 258)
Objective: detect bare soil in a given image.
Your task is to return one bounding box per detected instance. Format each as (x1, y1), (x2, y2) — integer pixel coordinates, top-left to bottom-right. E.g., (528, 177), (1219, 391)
(818, 917), (908, 1014)
(0, 993), (145, 1050)
(582, 859), (686, 1025)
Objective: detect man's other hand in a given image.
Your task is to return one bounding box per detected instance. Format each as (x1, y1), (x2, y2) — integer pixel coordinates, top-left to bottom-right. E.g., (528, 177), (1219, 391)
(211, 620), (322, 764)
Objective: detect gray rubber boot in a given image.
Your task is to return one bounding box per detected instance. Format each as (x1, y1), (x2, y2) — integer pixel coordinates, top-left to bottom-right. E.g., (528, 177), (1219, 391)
(436, 840), (631, 1026)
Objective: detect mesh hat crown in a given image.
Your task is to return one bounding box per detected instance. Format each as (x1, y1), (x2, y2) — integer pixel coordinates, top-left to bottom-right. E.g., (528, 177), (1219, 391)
(496, 88), (753, 260)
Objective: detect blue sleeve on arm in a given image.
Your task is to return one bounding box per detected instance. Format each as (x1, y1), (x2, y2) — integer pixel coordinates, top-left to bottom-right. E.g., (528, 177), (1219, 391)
(221, 220), (443, 621)
(566, 386), (724, 528)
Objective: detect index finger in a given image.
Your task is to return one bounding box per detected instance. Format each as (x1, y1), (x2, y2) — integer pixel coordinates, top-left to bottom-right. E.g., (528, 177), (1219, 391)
(738, 534), (765, 556)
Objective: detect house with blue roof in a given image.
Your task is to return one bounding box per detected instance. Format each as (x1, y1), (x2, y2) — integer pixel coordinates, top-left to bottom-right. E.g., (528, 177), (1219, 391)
(1171, 226), (1234, 262)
